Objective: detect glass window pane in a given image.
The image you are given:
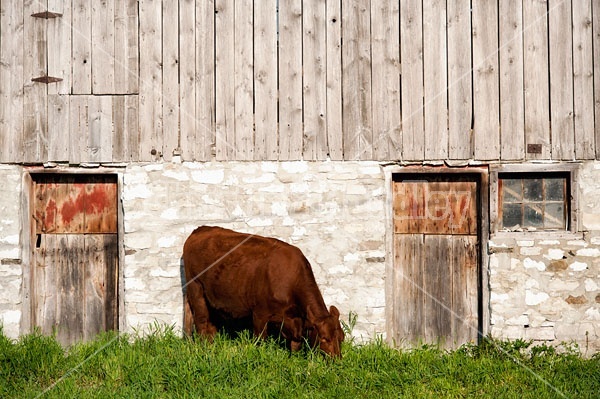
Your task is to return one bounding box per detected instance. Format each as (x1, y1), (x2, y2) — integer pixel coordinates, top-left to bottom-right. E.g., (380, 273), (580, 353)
(524, 204), (543, 228)
(523, 179), (543, 201)
(502, 203), (522, 229)
(502, 179), (522, 202)
(545, 178), (564, 201)
(545, 203), (565, 229)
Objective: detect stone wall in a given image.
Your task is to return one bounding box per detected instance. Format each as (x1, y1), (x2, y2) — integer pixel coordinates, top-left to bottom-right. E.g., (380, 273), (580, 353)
(122, 161), (387, 340)
(1, 160), (599, 354)
(0, 165), (22, 338)
(488, 162), (600, 354)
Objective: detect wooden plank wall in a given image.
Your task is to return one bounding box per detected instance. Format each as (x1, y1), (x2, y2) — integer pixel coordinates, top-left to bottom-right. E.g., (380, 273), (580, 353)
(0, 0), (599, 164)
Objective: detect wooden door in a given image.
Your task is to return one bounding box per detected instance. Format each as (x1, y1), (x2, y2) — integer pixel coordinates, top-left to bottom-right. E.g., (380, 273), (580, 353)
(31, 174), (118, 346)
(391, 174), (479, 349)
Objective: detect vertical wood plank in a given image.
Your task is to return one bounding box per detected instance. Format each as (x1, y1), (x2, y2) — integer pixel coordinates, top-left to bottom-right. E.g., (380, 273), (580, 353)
(102, 234), (119, 331)
(215, 0), (235, 160)
(84, 235), (105, 340)
(23, 0), (48, 163)
(447, 0), (472, 160)
(451, 236), (479, 345)
(499, 0), (525, 160)
(326, 0), (343, 160)
(523, 0), (551, 159)
(303, 0), (328, 160)
(47, 0), (70, 95)
(472, 0), (500, 160)
(69, 95), (88, 164)
(36, 234), (58, 336)
(549, 0), (575, 160)
(234, 0), (254, 160)
(88, 95), (113, 163)
(423, 235), (452, 347)
(342, 0), (372, 160)
(371, 0), (401, 160)
(56, 235), (84, 345)
(48, 94), (70, 162)
(114, 0), (139, 94)
(254, 0), (278, 160)
(193, 0), (215, 161)
(594, 0), (600, 159)
(0, 0), (24, 162)
(393, 234), (424, 345)
(112, 94), (140, 162)
(72, 0), (92, 94)
(162, 0), (180, 161)
(139, 0), (163, 161)
(400, 0), (425, 161)
(423, 0), (448, 160)
(46, 0), (71, 164)
(278, 0), (303, 160)
(92, 0), (115, 93)
(572, 0), (595, 159)
(179, 0), (197, 161)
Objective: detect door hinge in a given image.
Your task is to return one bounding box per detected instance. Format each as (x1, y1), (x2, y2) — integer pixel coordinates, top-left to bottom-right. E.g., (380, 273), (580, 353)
(31, 11), (63, 19)
(32, 76), (63, 84)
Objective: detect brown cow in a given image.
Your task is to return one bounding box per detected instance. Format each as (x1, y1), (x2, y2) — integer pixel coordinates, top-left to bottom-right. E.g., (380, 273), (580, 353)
(182, 226), (344, 357)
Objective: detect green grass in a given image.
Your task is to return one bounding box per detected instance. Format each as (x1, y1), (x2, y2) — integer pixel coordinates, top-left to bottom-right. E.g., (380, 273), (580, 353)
(1, 325), (598, 399)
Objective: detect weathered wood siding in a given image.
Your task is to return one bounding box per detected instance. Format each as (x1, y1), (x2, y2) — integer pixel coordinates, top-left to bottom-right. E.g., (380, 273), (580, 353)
(1, 0), (599, 163)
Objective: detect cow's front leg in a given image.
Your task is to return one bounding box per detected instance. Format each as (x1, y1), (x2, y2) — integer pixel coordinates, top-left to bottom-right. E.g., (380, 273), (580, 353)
(187, 281), (217, 339)
(252, 312), (270, 340)
(281, 317), (304, 351)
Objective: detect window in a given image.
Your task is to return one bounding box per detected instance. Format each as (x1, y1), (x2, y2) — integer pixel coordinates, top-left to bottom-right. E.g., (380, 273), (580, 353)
(491, 165), (578, 235)
(499, 173), (569, 231)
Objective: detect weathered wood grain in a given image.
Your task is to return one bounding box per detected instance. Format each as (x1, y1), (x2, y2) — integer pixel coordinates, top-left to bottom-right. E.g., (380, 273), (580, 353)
(572, 0), (595, 159)
(326, 0), (343, 160)
(472, 0), (500, 160)
(138, 0), (163, 161)
(254, 0), (278, 160)
(91, 0), (115, 93)
(371, 0), (401, 160)
(114, 0), (139, 94)
(594, 0), (600, 159)
(342, 0), (372, 160)
(72, 0), (92, 94)
(499, 0), (525, 160)
(447, 0), (472, 160)
(234, 0), (255, 160)
(0, 0), (24, 162)
(524, 0), (551, 159)
(303, 0), (328, 160)
(549, 0), (575, 160)
(400, 0), (425, 160)
(278, 0), (303, 160)
(3, 0), (600, 164)
(47, 0), (70, 95)
(423, 0), (448, 160)
(215, 0), (235, 160)
(162, 0), (180, 161)
(194, 0), (216, 161)
(23, 0), (48, 163)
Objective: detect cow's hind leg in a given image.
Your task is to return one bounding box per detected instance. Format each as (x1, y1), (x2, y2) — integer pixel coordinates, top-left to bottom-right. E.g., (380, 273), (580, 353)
(186, 281), (217, 339)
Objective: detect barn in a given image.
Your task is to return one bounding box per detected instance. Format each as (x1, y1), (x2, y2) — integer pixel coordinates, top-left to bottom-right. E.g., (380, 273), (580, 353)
(0, 0), (599, 354)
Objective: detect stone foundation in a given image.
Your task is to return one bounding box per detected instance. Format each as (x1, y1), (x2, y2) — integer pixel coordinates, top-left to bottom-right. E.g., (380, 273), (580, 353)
(0, 160), (599, 354)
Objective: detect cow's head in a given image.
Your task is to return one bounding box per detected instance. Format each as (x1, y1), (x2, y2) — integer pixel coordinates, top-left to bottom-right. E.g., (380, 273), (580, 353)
(310, 305), (345, 358)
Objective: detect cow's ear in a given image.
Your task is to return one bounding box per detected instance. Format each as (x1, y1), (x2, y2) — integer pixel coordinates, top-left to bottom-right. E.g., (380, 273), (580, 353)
(329, 305), (340, 319)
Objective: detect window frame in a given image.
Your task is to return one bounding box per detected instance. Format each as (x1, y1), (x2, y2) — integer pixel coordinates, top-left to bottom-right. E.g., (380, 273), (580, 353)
(490, 164), (580, 238)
